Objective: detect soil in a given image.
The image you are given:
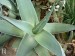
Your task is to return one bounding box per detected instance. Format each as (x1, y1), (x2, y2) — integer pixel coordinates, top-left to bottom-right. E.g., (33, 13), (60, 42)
(0, 47), (16, 56)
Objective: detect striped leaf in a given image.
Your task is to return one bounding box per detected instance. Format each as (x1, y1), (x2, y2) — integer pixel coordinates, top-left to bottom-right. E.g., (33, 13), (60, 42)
(32, 4), (55, 34)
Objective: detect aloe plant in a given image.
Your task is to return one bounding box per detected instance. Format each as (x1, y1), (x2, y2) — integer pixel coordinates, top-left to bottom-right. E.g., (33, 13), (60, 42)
(0, 0), (75, 56)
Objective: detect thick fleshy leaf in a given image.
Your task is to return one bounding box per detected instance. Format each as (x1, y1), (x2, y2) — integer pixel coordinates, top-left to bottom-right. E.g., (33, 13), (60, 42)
(44, 23), (75, 34)
(35, 6), (41, 21)
(34, 30), (65, 56)
(0, 34), (12, 46)
(32, 4), (55, 34)
(0, 16), (33, 35)
(68, 31), (74, 42)
(8, 10), (16, 18)
(26, 50), (37, 56)
(0, 20), (24, 37)
(16, 0), (39, 26)
(35, 45), (50, 56)
(0, 0), (17, 12)
(16, 34), (38, 56)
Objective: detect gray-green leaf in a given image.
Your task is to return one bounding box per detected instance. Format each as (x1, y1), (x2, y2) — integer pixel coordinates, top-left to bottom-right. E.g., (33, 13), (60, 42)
(0, 16), (33, 35)
(35, 45), (50, 56)
(32, 4), (55, 34)
(44, 23), (75, 34)
(16, 34), (38, 56)
(26, 50), (37, 56)
(0, 0), (17, 12)
(16, 0), (39, 26)
(0, 20), (24, 37)
(0, 34), (12, 46)
(34, 30), (65, 56)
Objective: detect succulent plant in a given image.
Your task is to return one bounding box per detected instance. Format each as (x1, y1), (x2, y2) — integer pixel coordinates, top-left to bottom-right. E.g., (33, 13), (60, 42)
(0, 0), (75, 56)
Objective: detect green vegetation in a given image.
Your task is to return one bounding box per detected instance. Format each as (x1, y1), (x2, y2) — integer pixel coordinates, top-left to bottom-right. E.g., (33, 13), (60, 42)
(0, 0), (75, 56)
